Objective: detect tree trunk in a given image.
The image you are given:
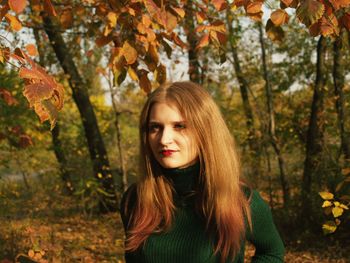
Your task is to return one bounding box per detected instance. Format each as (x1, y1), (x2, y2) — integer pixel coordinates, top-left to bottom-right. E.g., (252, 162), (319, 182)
(301, 36), (327, 226)
(333, 30), (350, 160)
(258, 23), (290, 206)
(42, 15), (117, 212)
(184, 0), (201, 83)
(33, 28), (74, 195)
(226, 9), (261, 182)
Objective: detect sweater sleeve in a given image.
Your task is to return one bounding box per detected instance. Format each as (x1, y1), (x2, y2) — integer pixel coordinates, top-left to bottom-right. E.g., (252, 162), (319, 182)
(247, 190), (285, 263)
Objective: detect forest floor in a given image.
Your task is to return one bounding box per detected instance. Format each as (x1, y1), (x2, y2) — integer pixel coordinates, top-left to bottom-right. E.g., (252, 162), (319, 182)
(0, 179), (349, 263)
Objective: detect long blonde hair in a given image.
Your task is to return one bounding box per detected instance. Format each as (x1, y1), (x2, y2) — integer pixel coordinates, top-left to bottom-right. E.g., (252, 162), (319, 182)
(124, 81), (251, 262)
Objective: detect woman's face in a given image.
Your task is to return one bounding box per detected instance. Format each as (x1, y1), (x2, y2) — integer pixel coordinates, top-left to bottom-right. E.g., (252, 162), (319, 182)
(148, 102), (198, 169)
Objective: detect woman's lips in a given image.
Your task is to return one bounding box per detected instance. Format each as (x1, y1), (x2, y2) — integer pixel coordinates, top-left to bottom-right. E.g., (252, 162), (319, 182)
(160, 150), (177, 157)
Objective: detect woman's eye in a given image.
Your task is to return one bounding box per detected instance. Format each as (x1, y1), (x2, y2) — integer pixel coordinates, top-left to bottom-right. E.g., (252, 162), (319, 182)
(174, 123), (186, 129)
(149, 124), (160, 132)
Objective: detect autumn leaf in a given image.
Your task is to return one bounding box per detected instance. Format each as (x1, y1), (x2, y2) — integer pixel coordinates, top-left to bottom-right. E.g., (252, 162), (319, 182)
(122, 41), (138, 65)
(212, 0), (227, 11)
(0, 47), (10, 63)
(19, 134), (33, 148)
(95, 35), (113, 47)
(266, 19), (284, 43)
(319, 191), (334, 200)
(0, 4), (10, 21)
(171, 7), (185, 18)
(296, 0), (325, 27)
(328, 0), (350, 11)
(340, 13), (350, 30)
(5, 14), (22, 31)
(139, 70), (152, 94)
(246, 1), (262, 14)
(196, 12), (206, 24)
(159, 10), (177, 32)
(318, 14), (339, 36)
(0, 88), (19, 106)
(196, 34), (209, 49)
(25, 44), (38, 56)
(281, 0), (294, 7)
(271, 9), (289, 26)
(43, 0), (57, 16)
(332, 206), (344, 217)
(322, 200), (332, 208)
(60, 8), (73, 29)
(8, 0), (27, 14)
(144, 0), (160, 18)
(107, 12), (118, 28)
(19, 55), (64, 129)
(322, 221), (337, 234)
(128, 67), (139, 81)
(155, 64), (167, 84)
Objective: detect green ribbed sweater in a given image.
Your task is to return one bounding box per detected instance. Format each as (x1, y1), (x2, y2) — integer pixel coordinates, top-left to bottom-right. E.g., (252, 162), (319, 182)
(120, 164), (285, 263)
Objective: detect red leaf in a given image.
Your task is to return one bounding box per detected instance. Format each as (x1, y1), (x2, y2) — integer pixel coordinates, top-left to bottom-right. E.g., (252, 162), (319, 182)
(8, 0), (27, 14)
(19, 134), (33, 148)
(23, 82), (54, 107)
(43, 0), (57, 16)
(341, 13), (350, 30)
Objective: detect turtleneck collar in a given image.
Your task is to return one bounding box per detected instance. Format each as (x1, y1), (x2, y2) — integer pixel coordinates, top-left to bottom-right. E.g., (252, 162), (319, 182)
(161, 162), (200, 196)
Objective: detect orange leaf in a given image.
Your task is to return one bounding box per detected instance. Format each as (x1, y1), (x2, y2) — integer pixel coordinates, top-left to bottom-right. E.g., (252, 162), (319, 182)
(60, 8), (73, 29)
(296, 0), (325, 27)
(159, 10), (177, 32)
(8, 0), (27, 14)
(271, 9), (289, 26)
(266, 19), (284, 43)
(171, 7), (185, 18)
(0, 88), (18, 106)
(122, 41), (138, 65)
(43, 0), (57, 16)
(144, 0), (160, 18)
(5, 14), (22, 31)
(196, 11), (206, 24)
(246, 1), (262, 14)
(234, 0), (248, 7)
(212, 0), (227, 11)
(281, 0), (294, 7)
(23, 82), (54, 107)
(196, 34), (209, 49)
(328, 0), (350, 11)
(319, 14), (339, 36)
(142, 14), (152, 27)
(210, 20), (226, 33)
(25, 44), (38, 56)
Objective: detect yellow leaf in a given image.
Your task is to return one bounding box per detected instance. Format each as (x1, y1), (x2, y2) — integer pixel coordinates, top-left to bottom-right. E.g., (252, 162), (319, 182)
(332, 206), (343, 218)
(319, 191), (334, 200)
(107, 12), (118, 28)
(97, 173), (103, 178)
(128, 67), (139, 81)
(322, 221), (337, 234)
(122, 41), (137, 65)
(334, 201), (340, 207)
(339, 203), (349, 210)
(322, 200), (332, 208)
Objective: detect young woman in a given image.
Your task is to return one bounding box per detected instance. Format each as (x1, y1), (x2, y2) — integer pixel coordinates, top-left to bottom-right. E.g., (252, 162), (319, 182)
(120, 81), (285, 263)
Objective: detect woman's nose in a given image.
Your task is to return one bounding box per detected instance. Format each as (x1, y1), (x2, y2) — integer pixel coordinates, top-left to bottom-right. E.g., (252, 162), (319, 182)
(160, 127), (173, 145)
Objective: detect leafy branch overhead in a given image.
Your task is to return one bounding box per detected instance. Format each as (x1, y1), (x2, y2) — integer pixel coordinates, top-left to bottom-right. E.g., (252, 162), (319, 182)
(1, 0), (350, 128)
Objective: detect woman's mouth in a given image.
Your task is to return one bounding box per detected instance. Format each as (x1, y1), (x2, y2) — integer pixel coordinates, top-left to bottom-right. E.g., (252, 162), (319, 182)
(160, 150), (176, 157)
